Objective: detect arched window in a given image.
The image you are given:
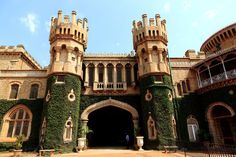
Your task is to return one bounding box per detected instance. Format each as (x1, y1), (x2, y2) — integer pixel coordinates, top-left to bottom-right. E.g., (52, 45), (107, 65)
(147, 114), (157, 140)
(9, 84), (19, 99)
(177, 83), (182, 96)
(134, 64), (138, 84)
(29, 84), (39, 99)
(116, 64), (123, 82)
(172, 116), (177, 139)
(186, 79), (191, 91)
(98, 63), (104, 82)
(74, 30), (77, 38)
(187, 115), (199, 142)
(182, 81), (187, 93)
(0, 105), (32, 141)
(82, 63), (86, 84)
(64, 28), (66, 34)
(68, 28), (70, 34)
(88, 64), (95, 86)
(125, 64), (131, 86)
(107, 64), (114, 82)
(63, 116), (73, 143)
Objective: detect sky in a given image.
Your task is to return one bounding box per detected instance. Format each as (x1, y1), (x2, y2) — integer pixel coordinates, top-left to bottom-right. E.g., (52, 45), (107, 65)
(0, 0), (235, 67)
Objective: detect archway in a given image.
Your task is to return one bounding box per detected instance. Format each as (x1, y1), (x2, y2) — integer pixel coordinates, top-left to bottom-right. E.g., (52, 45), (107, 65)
(81, 99), (139, 147)
(207, 102), (236, 144)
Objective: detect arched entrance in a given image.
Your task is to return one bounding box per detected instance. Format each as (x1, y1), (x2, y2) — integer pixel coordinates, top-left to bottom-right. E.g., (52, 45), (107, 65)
(81, 98), (139, 147)
(207, 102), (236, 144)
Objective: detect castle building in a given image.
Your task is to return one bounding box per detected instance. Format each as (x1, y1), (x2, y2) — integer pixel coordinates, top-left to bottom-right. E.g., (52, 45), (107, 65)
(0, 10), (236, 150)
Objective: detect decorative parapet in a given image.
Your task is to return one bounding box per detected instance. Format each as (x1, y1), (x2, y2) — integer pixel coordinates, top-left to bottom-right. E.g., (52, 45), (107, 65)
(0, 45), (42, 69)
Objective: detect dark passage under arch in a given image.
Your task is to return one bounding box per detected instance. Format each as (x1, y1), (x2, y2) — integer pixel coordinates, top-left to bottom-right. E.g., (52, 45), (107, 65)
(87, 106), (134, 147)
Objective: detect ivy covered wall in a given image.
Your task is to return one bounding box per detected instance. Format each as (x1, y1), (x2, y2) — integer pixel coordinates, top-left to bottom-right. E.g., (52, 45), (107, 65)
(139, 74), (174, 149)
(0, 99), (43, 151)
(42, 74), (81, 151)
(175, 85), (236, 145)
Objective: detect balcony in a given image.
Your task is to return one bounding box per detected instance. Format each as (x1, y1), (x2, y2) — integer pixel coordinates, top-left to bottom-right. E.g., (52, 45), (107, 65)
(200, 69), (236, 87)
(93, 82), (127, 91)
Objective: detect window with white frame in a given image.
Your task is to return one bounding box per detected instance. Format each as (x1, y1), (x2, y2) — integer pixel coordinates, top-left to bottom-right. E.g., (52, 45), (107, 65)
(187, 115), (199, 142)
(63, 116), (73, 143)
(0, 105), (32, 141)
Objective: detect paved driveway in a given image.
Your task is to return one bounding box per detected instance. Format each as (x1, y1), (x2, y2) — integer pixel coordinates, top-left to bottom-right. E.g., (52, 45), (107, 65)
(0, 149), (189, 157)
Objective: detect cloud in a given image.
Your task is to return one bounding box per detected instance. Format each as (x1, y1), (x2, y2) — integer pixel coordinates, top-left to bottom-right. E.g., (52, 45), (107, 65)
(45, 21), (51, 32)
(20, 13), (39, 33)
(205, 9), (217, 19)
(183, 0), (192, 10)
(164, 2), (171, 12)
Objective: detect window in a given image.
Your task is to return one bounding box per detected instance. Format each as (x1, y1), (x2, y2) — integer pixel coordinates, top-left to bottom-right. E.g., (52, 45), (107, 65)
(63, 117), (73, 143)
(186, 79), (191, 91)
(9, 84), (19, 99)
(29, 84), (39, 99)
(187, 115), (199, 142)
(182, 81), (187, 93)
(0, 105), (32, 141)
(154, 75), (163, 83)
(56, 75), (65, 83)
(177, 83), (182, 96)
(125, 64), (131, 86)
(88, 64), (95, 86)
(116, 64), (122, 82)
(107, 64), (113, 82)
(98, 64), (104, 82)
(147, 114), (157, 140)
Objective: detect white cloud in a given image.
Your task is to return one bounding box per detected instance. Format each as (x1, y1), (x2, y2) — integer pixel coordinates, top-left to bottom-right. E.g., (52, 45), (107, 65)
(20, 13), (39, 33)
(205, 9), (217, 19)
(45, 21), (51, 32)
(183, 0), (192, 10)
(164, 2), (171, 12)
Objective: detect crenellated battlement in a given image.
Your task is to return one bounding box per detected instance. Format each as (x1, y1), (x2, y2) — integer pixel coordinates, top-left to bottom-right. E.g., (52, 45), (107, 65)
(132, 14), (168, 50)
(49, 10), (88, 49)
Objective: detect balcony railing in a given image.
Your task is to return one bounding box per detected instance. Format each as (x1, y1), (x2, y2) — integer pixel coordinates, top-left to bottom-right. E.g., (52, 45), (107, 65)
(93, 82), (127, 91)
(200, 69), (236, 87)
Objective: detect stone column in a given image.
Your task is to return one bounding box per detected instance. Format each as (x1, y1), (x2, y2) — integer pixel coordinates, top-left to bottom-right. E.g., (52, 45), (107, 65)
(207, 65), (213, 84)
(104, 64), (107, 88)
(220, 57), (228, 79)
(56, 50), (60, 61)
(131, 64), (135, 86)
(94, 64), (98, 82)
(84, 65), (89, 86)
(148, 52), (152, 62)
(114, 65), (117, 90)
(122, 65), (126, 82)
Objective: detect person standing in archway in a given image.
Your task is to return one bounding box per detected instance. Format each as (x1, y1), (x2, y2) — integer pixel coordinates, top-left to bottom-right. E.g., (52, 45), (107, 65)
(125, 133), (130, 149)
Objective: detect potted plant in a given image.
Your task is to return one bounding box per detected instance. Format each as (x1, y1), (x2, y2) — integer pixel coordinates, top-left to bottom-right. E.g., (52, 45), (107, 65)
(78, 125), (93, 152)
(13, 135), (25, 157)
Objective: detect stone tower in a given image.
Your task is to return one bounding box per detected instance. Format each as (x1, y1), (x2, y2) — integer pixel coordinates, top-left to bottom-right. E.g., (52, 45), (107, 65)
(132, 14), (174, 148)
(41, 10), (88, 150)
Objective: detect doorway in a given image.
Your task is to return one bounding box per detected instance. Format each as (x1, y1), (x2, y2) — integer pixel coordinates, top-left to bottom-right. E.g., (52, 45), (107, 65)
(87, 106), (134, 147)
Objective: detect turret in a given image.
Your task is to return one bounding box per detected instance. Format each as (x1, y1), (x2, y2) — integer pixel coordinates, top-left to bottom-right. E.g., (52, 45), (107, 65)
(132, 14), (169, 77)
(48, 10), (88, 78)
(132, 14), (174, 149)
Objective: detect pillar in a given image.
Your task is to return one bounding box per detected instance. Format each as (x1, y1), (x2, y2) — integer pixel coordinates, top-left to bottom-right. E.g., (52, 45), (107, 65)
(114, 65), (117, 90)
(131, 64), (135, 86)
(94, 64), (98, 82)
(207, 65), (213, 84)
(220, 57), (228, 79)
(84, 65), (89, 86)
(104, 64), (107, 84)
(122, 65), (126, 82)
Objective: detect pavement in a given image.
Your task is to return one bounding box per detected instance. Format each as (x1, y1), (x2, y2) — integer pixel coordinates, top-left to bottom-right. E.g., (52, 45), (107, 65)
(0, 148), (200, 157)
